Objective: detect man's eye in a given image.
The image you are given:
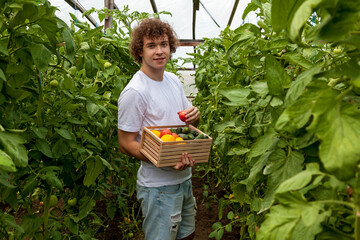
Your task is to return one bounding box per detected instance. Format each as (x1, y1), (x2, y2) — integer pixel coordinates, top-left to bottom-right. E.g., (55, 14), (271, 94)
(162, 43), (168, 46)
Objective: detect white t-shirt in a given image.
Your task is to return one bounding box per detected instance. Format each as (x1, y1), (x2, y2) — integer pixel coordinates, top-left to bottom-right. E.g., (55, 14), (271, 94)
(118, 71), (192, 187)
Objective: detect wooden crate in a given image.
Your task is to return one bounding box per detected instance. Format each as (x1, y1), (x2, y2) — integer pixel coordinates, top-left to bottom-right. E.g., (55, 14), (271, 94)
(139, 125), (212, 167)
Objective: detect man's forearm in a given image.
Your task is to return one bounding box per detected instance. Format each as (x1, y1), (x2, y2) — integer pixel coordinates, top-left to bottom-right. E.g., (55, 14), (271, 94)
(119, 140), (150, 163)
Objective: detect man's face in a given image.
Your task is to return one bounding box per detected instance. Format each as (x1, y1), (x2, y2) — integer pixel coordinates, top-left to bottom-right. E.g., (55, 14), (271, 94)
(140, 35), (170, 71)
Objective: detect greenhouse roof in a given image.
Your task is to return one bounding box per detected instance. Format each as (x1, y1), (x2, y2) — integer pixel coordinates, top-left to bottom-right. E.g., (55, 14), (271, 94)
(49, 0), (258, 64)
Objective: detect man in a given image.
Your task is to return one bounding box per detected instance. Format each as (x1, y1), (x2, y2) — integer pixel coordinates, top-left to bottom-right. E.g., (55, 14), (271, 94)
(117, 18), (200, 240)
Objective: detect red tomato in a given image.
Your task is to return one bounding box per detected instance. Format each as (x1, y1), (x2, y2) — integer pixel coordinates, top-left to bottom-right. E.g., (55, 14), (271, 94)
(172, 133), (179, 138)
(178, 110), (187, 122)
(160, 128), (172, 137)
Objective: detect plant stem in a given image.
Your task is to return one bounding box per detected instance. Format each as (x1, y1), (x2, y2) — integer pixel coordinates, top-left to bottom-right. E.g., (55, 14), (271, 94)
(355, 209), (360, 240)
(36, 73), (43, 127)
(317, 200), (355, 209)
(355, 171), (360, 240)
(42, 191), (52, 240)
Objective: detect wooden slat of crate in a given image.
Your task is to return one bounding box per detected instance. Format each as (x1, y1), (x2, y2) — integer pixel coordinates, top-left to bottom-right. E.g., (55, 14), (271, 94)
(140, 125), (212, 168)
(159, 153), (209, 166)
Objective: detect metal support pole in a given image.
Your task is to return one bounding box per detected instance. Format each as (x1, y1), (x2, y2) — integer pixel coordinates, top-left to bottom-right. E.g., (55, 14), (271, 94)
(104, 0), (114, 30)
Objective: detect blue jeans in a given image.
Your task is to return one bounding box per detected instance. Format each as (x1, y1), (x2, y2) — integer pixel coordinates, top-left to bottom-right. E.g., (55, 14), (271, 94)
(136, 179), (196, 240)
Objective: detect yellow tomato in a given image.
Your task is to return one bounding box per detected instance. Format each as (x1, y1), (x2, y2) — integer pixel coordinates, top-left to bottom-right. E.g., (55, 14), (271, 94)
(161, 134), (176, 142)
(150, 130), (161, 138)
(175, 137), (183, 141)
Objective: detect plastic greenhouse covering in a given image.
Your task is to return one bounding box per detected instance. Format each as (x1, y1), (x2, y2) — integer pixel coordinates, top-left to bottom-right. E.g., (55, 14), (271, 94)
(49, 0), (258, 62)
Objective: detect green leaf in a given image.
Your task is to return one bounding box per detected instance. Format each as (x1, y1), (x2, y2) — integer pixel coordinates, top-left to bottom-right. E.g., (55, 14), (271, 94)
(0, 132), (28, 167)
(106, 204), (117, 220)
(52, 139), (70, 158)
(281, 52), (314, 70)
(263, 39), (289, 51)
(0, 172), (15, 188)
(77, 197), (96, 221)
(288, 0), (322, 41)
(0, 150), (16, 172)
(316, 102), (360, 180)
(218, 86), (251, 106)
(265, 55), (291, 96)
(243, 3), (259, 20)
(83, 157), (104, 187)
(225, 223), (232, 232)
(97, 156), (113, 170)
(85, 54), (99, 78)
(248, 127), (278, 159)
(318, 0), (360, 42)
(271, 0), (303, 33)
(257, 194), (330, 240)
(0, 37), (9, 56)
(86, 101), (100, 117)
(276, 163), (323, 194)
(231, 183), (248, 204)
(216, 229), (224, 240)
(19, 215), (43, 238)
(64, 217), (79, 234)
(285, 65), (322, 106)
(81, 130), (101, 149)
(0, 212), (23, 232)
(209, 231), (217, 238)
(28, 43), (52, 71)
(0, 68), (6, 82)
(35, 139), (53, 158)
(33, 127), (48, 139)
(241, 152), (272, 193)
(62, 28), (75, 60)
(251, 81), (269, 96)
(214, 121), (235, 132)
(21, 175), (38, 198)
(212, 222), (222, 230)
(260, 149), (304, 212)
(55, 128), (72, 140)
(37, 18), (61, 48)
(227, 211), (235, 220)
(276, 80), (329, 132)
(227, 148), (250, 156)
(45, 171), (63, 190)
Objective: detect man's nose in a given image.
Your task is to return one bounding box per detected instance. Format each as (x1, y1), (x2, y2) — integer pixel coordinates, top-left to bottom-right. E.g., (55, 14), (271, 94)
(155, 45), (163, 54)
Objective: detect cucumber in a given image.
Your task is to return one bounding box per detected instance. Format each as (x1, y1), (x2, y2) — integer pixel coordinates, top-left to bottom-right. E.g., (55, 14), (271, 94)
(191, 130), (199, 137)
(182, 126), (190, 134)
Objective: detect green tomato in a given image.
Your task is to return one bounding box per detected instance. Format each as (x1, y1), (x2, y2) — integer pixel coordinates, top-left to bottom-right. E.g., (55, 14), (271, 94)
(333, 48), (342, 54)
(50, 80), (59, 88)
(104, 61), (112, 68)
(67, 198), (77, 207)
(127, 232), (134, 238)
(49, 195), (58, 207)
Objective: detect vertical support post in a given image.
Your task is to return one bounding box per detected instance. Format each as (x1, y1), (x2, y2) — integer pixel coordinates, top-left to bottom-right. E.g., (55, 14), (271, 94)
(228, 0), (239, 27)
(104, 0), (114, 30)
(192, 0), (199, 69)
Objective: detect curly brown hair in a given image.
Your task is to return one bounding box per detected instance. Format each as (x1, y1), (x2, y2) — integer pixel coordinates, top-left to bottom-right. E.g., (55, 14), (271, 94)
(129, 18), (179, 64)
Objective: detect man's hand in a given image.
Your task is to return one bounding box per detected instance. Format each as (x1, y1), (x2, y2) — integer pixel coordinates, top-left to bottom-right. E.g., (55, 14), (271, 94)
(173, 152), (195, 170)
(178, 106), (200, 126)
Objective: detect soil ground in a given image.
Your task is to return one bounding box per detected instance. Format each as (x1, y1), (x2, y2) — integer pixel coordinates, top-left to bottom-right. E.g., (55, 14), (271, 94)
(1, 166), (240, 239)
(96, 166), (240, 239)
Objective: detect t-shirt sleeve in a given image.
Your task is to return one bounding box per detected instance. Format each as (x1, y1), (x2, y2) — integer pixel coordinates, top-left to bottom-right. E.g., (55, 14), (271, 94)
(168, 72), (192, 110)
(182, 90), (192, 110)
(117, 88), (146, 132)
(178, 79), (192, 110)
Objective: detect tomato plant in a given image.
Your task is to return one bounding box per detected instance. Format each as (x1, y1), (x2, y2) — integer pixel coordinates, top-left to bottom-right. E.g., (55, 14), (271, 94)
(190, 0), (360, 239)
(0, 1), (169, 239)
